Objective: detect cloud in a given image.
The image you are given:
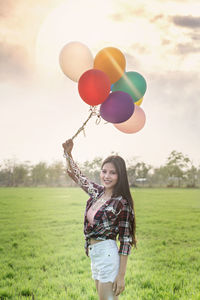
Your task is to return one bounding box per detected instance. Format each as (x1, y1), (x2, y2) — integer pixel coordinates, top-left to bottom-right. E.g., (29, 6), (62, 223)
(123, 52), (141, 70)
(172, 15), (200, 28)
(150, 14), (164, 23)
(191, 33), (200, 40)
(0, 42), (32, 81)
(0, 0), (15, 18)
(110, 2), (147, 22)
(176, 42), (200, 54)
(147, 70), (200, 132)
(145, 70), (200, 160)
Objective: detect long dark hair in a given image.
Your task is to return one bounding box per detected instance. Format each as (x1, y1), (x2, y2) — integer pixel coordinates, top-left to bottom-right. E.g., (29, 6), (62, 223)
(101, 155), (137, 248)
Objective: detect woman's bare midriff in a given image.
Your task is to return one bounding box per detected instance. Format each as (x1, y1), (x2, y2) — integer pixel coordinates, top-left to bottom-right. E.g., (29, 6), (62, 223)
(89, 238), (103, 245)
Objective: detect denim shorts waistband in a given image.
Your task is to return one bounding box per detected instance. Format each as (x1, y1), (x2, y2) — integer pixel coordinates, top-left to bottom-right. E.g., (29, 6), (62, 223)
(88, 239), (117, 251)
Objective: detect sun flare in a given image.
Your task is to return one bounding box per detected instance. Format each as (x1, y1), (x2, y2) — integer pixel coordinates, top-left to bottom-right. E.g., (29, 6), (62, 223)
(35, 0), (119, 78)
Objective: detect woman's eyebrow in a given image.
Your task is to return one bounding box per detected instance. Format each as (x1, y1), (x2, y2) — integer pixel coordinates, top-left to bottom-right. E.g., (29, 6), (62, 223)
(102, 169), (116, 172)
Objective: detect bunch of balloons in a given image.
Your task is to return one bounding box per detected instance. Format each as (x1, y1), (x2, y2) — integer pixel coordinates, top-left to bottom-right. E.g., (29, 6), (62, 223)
(59, 41), (147, 134)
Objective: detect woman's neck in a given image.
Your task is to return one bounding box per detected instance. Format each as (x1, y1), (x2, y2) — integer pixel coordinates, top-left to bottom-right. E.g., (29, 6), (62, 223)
(103, 188), (113, 198)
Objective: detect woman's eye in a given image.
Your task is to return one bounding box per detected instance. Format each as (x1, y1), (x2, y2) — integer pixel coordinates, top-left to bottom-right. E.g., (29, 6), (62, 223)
(102, 170), (116, 175)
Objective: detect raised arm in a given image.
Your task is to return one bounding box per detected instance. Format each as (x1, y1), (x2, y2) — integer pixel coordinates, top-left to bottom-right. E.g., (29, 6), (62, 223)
(62, 139), (104, 198)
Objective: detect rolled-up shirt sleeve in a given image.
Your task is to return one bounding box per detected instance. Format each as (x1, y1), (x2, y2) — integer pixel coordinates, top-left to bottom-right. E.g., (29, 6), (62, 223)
(118, 202), (134, 255)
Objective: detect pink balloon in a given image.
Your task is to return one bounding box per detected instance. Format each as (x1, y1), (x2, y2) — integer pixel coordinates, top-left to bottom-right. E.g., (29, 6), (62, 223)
(114, 105), (146, 133)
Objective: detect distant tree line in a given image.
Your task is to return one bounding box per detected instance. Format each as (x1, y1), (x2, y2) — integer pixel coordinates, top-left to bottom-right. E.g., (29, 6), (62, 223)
(0, 151), (199, 188)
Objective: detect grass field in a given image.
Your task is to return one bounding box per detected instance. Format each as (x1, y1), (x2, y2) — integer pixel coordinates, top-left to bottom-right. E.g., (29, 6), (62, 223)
(0, 188), (200, 300)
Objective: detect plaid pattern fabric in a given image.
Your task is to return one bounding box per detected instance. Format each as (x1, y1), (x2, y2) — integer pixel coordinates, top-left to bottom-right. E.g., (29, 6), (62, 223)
(66, 154), (134, 256)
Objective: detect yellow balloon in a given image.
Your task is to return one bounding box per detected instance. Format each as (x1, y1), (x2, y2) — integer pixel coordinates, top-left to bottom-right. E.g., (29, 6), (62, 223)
(135, 97), (143, 106)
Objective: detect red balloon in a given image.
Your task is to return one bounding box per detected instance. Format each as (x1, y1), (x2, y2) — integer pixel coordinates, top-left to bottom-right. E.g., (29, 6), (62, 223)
(78, 69), (111, 106)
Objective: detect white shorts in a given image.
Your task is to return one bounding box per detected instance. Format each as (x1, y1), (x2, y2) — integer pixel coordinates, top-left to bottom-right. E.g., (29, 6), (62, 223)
(88, 239), (120, 283)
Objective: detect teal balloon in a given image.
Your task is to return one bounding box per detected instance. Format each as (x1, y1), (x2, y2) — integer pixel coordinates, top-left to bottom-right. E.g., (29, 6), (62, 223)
(111, 71), (147, 102)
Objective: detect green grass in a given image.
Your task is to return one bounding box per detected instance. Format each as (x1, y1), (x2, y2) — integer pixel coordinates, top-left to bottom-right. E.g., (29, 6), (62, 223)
(0, 188), (200, 299)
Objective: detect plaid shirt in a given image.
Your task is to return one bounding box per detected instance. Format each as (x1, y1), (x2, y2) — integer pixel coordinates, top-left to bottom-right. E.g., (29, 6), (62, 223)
(66, 155), (134, 256)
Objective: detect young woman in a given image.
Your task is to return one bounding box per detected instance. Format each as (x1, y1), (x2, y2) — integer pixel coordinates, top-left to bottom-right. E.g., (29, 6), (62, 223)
(62, 139), (136, 300)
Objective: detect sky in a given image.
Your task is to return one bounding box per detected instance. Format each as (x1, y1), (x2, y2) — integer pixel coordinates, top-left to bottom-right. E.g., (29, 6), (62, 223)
(0, 0), (200, 168)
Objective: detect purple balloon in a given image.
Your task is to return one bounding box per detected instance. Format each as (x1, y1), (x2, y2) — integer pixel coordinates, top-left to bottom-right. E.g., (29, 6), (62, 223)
(100, 91), (135, 123)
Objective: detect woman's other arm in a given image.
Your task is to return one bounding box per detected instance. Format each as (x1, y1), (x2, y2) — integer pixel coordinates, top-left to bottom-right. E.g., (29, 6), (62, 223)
(113, 255), (128, 296)
(113, 201), (133, 296)
(118, 201), (133, 256)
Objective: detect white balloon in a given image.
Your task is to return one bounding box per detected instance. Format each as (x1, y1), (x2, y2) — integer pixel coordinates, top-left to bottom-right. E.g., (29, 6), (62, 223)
(59, 41), (93, 82)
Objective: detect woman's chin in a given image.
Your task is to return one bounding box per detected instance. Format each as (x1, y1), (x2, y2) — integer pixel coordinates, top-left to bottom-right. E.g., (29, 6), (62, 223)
(103, 182), (113, 189)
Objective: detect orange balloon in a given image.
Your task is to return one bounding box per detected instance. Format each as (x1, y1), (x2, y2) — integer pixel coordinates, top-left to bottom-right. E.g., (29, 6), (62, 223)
(114, 105), (146, 134)
(94, 47), (126, 84)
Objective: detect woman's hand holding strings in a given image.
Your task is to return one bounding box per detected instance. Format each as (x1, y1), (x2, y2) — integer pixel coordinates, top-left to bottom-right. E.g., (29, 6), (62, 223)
(62, 139), (74, 157)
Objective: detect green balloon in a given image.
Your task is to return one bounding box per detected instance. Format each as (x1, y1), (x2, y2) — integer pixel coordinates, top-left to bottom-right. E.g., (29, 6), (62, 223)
(111, 71), (147, 102)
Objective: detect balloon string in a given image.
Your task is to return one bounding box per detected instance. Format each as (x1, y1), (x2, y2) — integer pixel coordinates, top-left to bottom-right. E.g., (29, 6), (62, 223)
(71, 107), (98, 140)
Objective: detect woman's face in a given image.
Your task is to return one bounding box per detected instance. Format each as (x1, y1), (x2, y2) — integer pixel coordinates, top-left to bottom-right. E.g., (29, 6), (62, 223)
(100, 162), (118, 191)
